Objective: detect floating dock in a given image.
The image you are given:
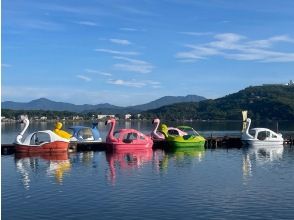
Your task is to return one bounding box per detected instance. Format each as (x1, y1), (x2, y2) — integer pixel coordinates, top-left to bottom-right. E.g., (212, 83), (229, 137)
(2, 136), (293, 155)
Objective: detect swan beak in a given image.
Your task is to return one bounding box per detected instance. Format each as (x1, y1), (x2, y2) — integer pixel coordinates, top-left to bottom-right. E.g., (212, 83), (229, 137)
(105, 121), (108, 126)
(152, 120), (154, 124)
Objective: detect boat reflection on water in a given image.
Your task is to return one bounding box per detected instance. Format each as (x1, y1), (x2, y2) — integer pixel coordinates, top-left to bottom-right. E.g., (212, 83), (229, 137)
(242, 145), (284, 179)
(15, 152), (71, 189)
(105, 147), (153, 184)
(154, 146), (205, 172)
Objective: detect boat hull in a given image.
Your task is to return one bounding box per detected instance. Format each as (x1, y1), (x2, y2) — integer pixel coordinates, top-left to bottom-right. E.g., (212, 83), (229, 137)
(242, 140), (284, 146)
(109, 142), (153, 150)
(167, 140), (205, 148)
(166, 135), (206, 148)
(15, 141), (69, 153)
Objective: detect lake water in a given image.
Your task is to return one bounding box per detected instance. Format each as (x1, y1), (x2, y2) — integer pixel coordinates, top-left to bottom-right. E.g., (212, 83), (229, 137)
(2, 121), (294, 219)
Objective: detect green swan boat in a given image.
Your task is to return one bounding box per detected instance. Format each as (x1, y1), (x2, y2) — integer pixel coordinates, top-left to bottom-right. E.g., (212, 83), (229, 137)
(159, 124), (206, 148)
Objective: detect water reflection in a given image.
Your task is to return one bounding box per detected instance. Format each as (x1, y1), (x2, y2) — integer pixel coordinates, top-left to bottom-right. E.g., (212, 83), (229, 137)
(106, 148), (153, 184)
(71, 151), (95, 166)
(155, 147), (205, 172)
(15, 152), (71, 189)
(242, 145), (284, 179)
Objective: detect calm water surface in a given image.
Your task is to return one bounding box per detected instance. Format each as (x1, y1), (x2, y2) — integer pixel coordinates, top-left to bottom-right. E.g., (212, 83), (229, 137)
(2, 121), (294, 219)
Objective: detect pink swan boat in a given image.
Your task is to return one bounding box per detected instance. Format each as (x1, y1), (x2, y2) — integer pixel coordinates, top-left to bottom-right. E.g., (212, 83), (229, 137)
(151, 118), (187, 140)
(105, 118), (153, 149)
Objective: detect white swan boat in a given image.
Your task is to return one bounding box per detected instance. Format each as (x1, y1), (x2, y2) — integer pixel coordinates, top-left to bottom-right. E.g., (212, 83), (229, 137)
(14, 115), (69, 153)
(241, 111), (284, 146)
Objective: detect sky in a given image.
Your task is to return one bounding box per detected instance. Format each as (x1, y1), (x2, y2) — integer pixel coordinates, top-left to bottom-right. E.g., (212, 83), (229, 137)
(2, 0), (294, 106)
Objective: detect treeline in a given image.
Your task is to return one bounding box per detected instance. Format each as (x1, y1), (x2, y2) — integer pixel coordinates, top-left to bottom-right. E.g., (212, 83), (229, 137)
(2, 85), (294, 121)
(141, 85), (294, 121)
(1, 109), (107, 120)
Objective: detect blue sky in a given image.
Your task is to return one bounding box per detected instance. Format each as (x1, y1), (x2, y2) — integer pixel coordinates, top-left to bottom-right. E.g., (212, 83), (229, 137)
(2, 0), (294, 106)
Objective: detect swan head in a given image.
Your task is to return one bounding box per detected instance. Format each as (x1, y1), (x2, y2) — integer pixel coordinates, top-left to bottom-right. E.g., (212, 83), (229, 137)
(105, 118), (115, 126)
(19, 115), (28, 123)
(92, 122), (98, 128)
(152, 118), (160, 124)
(159, 124), (168, 137)
(55, 122), (63, 130)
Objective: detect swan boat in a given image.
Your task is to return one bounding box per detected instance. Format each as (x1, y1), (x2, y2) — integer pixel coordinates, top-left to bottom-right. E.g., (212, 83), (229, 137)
(14, 116), (69, 153)
(241, 111), (284, 146)
(69, 123), (102, 143)
(151, 118), (187, 140)
(105, 118), (153, 150)
(159, 124), (206, 148)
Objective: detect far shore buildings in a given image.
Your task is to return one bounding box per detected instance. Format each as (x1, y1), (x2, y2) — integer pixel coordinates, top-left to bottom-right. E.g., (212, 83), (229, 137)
(125, 114), (132, 120)
(97, 114), (115, 120)
(263, 80), (294, 86)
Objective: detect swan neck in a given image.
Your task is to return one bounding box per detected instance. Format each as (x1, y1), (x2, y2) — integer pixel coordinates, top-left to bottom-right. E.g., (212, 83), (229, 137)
(108, 120), (115, 140)
(245, 119), (252, 136)
(153, 121), (159, 133)
(15, 118), (29, 144)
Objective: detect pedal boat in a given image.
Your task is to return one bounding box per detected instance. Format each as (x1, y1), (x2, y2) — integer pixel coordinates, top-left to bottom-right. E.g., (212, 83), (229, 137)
(151, 118), (187, 140)
(69, 123), (102, 143)
(159, 124), (205, 148)
(14, 116), (69, 153)
(241, 118), (284, 146)
(105, 118), (153, 150)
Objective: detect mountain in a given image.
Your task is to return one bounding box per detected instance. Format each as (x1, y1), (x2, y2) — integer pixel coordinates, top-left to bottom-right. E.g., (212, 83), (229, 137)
(142, 85), (294, 120)
(1, 98), (122, 113)
(130, 95), (206, 111)
(1, 95), (206, 113)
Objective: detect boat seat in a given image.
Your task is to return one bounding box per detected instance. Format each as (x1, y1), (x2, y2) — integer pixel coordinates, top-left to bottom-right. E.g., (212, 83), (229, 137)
(183, 135), (193, 140)
(123, 139), (133, 143)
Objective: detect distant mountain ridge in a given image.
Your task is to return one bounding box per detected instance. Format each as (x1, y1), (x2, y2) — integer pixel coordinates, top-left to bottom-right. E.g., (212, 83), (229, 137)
(1, 95), (206, 113)
(130, 95), (206, 111)
(142, 85), (294, 120)
(1, 98), (122, 113)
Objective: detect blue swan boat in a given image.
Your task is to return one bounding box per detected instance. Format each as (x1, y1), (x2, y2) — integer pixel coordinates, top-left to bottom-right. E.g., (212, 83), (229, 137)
(69, 123), (102, 143)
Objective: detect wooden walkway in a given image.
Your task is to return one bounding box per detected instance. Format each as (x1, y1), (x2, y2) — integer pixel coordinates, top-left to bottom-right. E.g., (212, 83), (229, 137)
(2, 136), (293, 155)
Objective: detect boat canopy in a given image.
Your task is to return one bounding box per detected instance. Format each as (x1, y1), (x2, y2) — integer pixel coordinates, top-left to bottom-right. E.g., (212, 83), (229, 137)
(178, 126), (200, 136)
(22, 130), (69, 145)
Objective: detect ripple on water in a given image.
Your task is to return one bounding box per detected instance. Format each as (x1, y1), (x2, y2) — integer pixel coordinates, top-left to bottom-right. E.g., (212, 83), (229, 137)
(2, 147), (294, 220)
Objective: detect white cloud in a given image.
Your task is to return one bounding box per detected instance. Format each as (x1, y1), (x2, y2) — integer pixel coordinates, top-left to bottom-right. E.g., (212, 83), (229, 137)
(76, 75), (91, 82)
(21, 20), (63, 31)
(108, 79), (146, 88)
(110, 38), (131, 45)
(76, 21), (98, 26)
(108, 79), (160, 88)
(119, 27), (137, 31)
(247, 35), (294, 48)
(85, 69), (112, 76)
(119, 27), (146, 32)
(113, 56), (154, 74)
(2, 64), (12, 68)
(95, 48), (139, 56)
(176, 33), (294, 62)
